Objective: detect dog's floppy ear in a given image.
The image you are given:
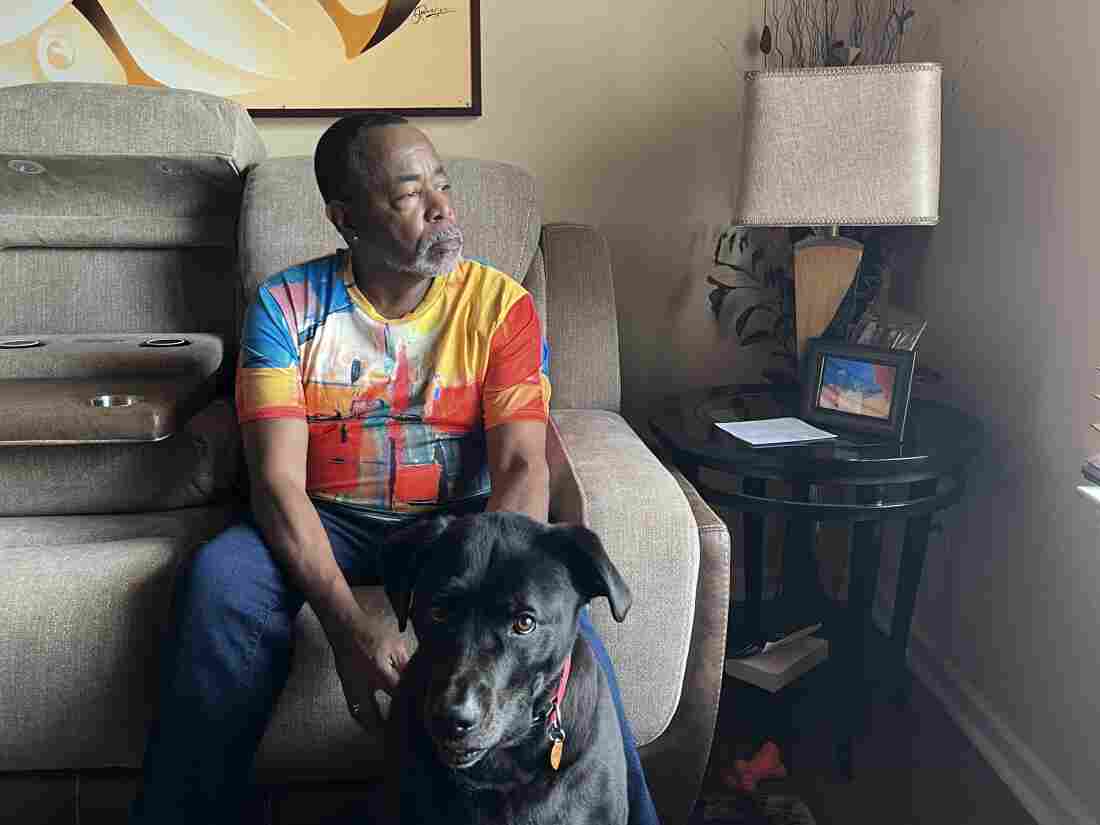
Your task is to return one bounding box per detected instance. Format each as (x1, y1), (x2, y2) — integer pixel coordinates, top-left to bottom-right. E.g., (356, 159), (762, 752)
(550, 524), (632, 622)
(383, 515), (453, 632)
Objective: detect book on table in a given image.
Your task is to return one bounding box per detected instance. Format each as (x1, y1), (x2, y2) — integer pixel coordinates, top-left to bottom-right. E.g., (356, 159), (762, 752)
(724, 625), (829, 693)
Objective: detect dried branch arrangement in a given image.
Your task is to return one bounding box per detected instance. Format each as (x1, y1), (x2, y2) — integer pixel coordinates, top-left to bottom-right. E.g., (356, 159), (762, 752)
(761, 0), (916, 68)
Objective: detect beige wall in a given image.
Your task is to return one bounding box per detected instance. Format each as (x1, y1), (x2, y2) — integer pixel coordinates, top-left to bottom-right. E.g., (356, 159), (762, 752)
(899, 1), (1100, 822)
(256, 0), (768, 424)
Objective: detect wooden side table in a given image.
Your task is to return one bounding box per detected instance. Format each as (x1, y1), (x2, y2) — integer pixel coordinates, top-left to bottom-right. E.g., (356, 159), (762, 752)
(649, 384), (984, 778)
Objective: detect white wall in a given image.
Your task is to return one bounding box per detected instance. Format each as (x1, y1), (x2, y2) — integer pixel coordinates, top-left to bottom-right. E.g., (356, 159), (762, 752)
(256, 0), (769, 425)
(897, 1), (1100, 821)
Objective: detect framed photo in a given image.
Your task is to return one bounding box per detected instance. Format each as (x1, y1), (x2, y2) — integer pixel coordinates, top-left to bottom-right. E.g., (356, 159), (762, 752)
(1, 1), (481, 117)
(848, 305), (927, 352)
(801, 338), (916, 440)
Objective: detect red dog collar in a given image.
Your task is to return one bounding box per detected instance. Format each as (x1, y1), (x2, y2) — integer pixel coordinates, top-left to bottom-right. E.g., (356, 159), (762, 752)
(546, 655), (572, 771)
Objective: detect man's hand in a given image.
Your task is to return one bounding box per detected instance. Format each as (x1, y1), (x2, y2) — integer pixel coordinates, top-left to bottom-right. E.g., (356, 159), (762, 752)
(330, 609), (410, 727)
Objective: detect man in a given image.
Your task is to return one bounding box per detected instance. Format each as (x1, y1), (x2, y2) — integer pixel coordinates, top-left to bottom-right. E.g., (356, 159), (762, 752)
(131, 114), (658, 824)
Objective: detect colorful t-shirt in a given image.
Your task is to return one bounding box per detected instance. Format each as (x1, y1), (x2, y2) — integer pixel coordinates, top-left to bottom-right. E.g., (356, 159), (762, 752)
(236, 251), (551, 520)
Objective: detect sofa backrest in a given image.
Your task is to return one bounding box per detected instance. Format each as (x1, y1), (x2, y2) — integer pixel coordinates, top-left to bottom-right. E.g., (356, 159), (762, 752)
(0, 83), (265, 358)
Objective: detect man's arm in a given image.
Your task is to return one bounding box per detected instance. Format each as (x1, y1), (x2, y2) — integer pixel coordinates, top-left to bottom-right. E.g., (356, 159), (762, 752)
(242, 418), (408, 702)
(485, 419), (550, 522)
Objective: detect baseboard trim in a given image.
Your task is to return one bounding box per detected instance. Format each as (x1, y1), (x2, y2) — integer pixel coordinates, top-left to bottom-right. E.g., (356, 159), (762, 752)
(873, 607), (1097, 825)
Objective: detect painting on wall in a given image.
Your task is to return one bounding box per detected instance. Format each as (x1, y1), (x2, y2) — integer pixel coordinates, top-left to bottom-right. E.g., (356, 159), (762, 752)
(1, 1), (481, 116)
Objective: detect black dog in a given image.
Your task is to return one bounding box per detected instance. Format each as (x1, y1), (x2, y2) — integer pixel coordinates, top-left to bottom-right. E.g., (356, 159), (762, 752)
(380, 511), (633, 825)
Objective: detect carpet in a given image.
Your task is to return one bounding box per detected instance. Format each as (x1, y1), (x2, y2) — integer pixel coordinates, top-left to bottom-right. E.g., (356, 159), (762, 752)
(693, 794), (817, 825)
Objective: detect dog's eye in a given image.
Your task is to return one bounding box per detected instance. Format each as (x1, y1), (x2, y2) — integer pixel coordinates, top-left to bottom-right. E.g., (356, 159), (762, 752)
(512, 614), (537, 635)
(429, 605), (448, 623)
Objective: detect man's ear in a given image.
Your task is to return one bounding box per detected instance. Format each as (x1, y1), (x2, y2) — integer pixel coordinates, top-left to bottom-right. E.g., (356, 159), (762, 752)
(383, 515), (453, 631)
(549, 524), (632, 622)
(325, 201), (355, 236)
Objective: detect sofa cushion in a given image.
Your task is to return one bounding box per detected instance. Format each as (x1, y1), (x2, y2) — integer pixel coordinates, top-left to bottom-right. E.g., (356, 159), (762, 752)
(239, 156), (542, 300)
(0, 538), (187, 770)
(0, 536), (384, 779)
(0, 532), (384, 777)
(256, 588), (394, 781)
(0, 82), (265, 251)
(0, 507), (235, 769)
(0, 506), (234, 550)
(0, 398), (241, 516)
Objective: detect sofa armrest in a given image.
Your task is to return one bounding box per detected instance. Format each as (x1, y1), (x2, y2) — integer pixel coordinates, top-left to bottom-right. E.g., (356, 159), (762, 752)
(549, 409), (728, 825)
(644, 466), (731, 824)
(0, 333), (223, 445)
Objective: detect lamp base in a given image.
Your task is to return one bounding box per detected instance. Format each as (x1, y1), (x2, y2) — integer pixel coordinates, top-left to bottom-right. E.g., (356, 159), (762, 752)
(793, 236), (864, 358)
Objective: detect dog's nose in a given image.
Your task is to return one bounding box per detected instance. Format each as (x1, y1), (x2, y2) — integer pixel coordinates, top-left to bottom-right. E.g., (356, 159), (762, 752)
(434, 698), (480, 738)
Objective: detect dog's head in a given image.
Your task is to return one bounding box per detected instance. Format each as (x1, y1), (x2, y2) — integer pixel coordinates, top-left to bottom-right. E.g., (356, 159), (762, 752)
(383, 512), (631, 770)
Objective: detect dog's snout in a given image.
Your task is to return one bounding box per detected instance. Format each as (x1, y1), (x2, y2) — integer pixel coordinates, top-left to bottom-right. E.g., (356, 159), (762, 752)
(433, 693), (480, 738)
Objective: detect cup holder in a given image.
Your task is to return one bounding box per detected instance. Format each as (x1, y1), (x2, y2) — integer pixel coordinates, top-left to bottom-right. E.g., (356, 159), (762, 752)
(140, 337), (190, 348)
(91, 394), (144, 408)
(0, 339), (43, 349)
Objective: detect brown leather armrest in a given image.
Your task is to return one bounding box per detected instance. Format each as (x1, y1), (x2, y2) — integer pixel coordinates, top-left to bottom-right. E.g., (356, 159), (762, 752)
(0, 333), (222, 445)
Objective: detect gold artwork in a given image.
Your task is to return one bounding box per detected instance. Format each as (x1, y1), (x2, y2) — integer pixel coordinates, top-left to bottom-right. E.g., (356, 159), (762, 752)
(0, 1), (480, 115)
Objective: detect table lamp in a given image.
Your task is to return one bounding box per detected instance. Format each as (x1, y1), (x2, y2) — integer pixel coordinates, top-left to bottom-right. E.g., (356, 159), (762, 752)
(733, 63), (942, 359)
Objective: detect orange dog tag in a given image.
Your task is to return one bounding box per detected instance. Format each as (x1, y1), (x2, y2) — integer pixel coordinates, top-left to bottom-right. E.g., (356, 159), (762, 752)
(550, 737), (564, 770)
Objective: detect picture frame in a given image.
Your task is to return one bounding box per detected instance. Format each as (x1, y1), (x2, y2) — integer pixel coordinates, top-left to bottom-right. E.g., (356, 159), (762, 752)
(244, 0), (482, 117)
(1, 1), (481, 117)
(847, 304), (927, 352)
(801, 338), (916, 440)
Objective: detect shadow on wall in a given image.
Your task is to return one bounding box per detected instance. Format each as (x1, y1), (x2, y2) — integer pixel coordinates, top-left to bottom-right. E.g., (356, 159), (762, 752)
(553, 104), (761, 428)
(604, 218), (771, 429)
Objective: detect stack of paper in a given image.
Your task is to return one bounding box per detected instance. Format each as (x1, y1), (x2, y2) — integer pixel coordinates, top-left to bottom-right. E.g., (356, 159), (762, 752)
(715, 417), (837, 448)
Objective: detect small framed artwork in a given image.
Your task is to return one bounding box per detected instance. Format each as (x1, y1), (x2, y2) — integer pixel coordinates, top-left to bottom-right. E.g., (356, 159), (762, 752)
(801, 338), (916, 440)
(848, 305), (927, 351)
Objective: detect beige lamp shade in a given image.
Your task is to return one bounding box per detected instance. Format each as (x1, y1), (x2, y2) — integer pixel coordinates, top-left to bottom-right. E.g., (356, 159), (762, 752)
(733, 63), (942, 227)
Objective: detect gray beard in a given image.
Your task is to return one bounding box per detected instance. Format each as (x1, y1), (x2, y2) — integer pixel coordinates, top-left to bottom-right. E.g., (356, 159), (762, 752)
(376, 226), (465, 278)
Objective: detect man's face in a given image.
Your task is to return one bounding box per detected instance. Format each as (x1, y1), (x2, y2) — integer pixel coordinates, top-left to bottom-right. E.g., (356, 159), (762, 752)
(346, 125), (464, 279)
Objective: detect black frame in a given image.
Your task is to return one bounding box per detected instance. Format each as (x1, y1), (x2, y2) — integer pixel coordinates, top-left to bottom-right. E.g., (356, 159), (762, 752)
(801, 338), (916, 440)
(249, 0), (482, 118)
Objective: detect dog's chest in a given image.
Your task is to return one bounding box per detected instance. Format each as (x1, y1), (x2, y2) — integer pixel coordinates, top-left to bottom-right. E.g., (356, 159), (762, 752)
(400, 776), (575, 825)
(395, 743), (625, 825)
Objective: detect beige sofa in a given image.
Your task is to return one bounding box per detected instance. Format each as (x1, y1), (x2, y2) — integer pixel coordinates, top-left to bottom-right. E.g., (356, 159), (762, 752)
(0, 82), (730, 825)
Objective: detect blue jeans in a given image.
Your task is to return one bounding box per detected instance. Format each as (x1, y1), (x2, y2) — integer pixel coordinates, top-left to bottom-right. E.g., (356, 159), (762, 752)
(131, 504), (659, 824)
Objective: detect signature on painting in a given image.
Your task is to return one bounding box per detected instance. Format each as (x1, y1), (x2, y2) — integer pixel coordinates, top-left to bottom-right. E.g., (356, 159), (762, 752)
(412, 6), (458, 24)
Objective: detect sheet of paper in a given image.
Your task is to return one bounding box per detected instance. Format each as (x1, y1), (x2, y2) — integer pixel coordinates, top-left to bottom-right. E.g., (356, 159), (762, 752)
(715, 417), (837, 447)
